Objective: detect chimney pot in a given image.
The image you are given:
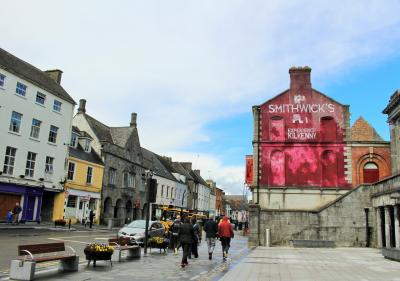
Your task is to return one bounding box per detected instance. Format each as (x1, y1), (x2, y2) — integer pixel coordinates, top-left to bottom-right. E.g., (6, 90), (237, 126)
(45, 69), (63, 84)
(289, 66), (312, 92)
(78, 99), (86, 114)
(130, 113), (137, 127)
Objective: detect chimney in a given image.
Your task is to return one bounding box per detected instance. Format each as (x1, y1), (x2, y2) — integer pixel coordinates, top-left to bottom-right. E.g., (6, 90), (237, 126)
(289, 66), (312, 92)
(180, 162), (192, 171)
(45, 69), (63, 84)
(163, 156), (172, 163)
(130, 113), (137, 128)
(194, 169), (201, 176)
(78, 99), (86, 114)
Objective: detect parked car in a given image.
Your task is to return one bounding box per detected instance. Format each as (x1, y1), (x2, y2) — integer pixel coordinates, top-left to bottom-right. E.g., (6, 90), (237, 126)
(117, 220), (165, 246)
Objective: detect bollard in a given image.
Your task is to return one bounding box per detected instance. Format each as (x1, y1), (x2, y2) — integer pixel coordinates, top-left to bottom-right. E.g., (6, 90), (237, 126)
(68, 219), (71, 229)
(265, 228), (270, 247)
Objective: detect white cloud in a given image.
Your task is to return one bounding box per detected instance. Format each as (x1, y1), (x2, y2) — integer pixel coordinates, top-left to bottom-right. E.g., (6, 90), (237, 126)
(2, 0), (400, 194)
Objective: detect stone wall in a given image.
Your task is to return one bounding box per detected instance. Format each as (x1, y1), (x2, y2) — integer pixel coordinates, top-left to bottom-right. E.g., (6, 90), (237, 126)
(249, 184), (375, 247)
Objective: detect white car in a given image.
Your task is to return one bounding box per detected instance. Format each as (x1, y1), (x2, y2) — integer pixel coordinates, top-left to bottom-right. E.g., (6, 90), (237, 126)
(117, 220), (165, 245)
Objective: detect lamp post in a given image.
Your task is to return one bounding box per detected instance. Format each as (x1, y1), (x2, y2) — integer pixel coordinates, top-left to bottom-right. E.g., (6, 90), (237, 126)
(180, 190), (187, 218)
(143, 170), (153, 255)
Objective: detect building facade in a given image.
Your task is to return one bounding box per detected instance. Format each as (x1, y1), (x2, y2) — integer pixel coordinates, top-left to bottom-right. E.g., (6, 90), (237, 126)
(0, 48), (75, 222)
(73, 100), (145, 227)
(53, 127), (104, 224)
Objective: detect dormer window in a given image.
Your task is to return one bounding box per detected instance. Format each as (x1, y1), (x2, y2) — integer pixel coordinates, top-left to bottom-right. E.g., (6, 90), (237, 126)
(84, 139), (91, 152)
(70, 133), (78, 148)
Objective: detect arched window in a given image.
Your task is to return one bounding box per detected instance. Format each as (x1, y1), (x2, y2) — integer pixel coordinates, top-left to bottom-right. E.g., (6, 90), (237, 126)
(270, 116), (285, 141)
(363, 162), (379, 183)
(103, 197), (112, 218)
(320, 116), (337, 141)
(270, 150), (285, 186)
(321, 150), (337, 187)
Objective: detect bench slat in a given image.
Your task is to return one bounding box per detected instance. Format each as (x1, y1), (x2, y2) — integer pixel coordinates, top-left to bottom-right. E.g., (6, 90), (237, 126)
(109, 237), (131, 246)
(18, 243), (65, 255)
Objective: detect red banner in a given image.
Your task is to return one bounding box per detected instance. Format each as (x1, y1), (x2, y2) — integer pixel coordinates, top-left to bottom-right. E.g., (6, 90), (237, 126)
(245, 155), (253, 186)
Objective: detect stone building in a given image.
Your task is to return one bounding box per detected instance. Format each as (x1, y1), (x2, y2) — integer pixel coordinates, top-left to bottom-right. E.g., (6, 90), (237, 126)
(248, 67), (392, 247)
(73, 99), (146, 227)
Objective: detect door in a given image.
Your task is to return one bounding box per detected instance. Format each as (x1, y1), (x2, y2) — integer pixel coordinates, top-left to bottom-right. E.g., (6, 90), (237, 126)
(77, 199), (87, 223)
(363, 162), (379, 184)
(0, 193), (20, 220)
(25, 196), (36, 221)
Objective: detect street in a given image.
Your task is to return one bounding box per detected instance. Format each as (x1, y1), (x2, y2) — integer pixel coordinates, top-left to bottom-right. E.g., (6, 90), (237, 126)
(0, 227), (250, 281)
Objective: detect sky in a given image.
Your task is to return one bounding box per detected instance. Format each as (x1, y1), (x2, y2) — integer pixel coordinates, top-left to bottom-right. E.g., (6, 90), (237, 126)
(2, 1), (400, 196)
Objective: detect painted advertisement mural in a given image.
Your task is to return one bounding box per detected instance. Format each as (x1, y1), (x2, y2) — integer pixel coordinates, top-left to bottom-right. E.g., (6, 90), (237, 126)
(258, 69), (350, 188)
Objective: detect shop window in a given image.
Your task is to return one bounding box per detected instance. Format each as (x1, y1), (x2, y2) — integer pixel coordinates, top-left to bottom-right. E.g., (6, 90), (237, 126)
(363, 162), (379, 184)
(67, 195), (77, 208)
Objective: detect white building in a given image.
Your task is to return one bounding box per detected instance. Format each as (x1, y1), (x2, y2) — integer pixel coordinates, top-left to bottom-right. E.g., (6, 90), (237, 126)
(193, 170), (211, 215)
(0, 48), (75, 222)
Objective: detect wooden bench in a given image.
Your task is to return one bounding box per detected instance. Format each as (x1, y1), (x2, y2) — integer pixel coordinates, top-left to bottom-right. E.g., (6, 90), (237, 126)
(108, 237), (141, 262)
(10, 242), (79, 281)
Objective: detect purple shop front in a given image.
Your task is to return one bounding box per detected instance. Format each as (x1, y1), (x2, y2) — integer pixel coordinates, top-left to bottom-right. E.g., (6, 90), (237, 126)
(0, 182), (43, 222)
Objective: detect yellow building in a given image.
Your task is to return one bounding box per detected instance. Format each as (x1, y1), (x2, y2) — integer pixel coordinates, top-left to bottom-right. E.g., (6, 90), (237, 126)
(53, 127), (104, 224)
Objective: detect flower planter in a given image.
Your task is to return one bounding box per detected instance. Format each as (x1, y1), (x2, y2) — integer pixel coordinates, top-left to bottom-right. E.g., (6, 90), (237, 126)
(84, 244), (114, 267)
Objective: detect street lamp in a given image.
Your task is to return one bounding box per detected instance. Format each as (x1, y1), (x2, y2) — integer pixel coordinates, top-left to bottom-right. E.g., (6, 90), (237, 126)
(180, 190), (187, 218)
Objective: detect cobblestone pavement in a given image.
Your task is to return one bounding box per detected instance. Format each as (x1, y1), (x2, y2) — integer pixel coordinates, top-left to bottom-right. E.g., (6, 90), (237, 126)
(220, 247), (400, 281)
(0, 231), (249, 281)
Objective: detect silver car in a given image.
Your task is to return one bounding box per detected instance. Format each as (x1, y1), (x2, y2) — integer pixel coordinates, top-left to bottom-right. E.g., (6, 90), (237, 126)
(117, 220), (165, 245)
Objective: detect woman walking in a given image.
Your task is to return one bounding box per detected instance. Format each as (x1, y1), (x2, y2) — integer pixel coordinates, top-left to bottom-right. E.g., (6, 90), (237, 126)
(218, 216), (234, 260)
(179, 217), (194, 267)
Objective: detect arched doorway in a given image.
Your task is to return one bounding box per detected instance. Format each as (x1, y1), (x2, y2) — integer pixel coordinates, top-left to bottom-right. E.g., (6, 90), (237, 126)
(126, 200), (132, 224)
(103, 197), (112, 218)
(363, 162), (379, 183)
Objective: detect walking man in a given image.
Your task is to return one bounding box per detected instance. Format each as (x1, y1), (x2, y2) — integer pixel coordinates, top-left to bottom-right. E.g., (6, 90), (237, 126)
(204, 215), (218, 260)
(89, 209), (95, 229)
(171, 216), (182, 254)
(190, 217), (200, 258)
(218, 216), (234, 260)
(179, 217), (194, 268)
(12, 202), (22, 225)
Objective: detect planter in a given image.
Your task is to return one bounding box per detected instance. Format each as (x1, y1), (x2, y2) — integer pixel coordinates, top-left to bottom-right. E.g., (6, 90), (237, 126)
(84, 244), (114, 267)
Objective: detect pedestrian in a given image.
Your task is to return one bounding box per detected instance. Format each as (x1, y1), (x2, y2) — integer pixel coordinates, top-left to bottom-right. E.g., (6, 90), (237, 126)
(203, 215), (218, 260)
(190, 217), (200, 258)
(6, 209), (13, 224)
(89, 209), (95, 229)
(170, 216), (182, 254)
(218, 216), (234, 260)
(178, 217), (194, 268)
(12, 202), (22, 225)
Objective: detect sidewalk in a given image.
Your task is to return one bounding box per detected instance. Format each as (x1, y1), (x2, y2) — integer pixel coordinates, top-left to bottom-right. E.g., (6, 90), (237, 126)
(219, 246), (400, 281)
(0, 222), (120, 231)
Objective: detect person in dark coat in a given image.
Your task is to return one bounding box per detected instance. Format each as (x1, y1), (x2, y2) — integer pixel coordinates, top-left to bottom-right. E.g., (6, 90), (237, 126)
(171, 216), (182, 254)
(203, 215), (218, 260)
(12, 203), (22, 225)
(179, 217), (194, 267)
(190, 217), (200, 258)
(89, 210), (95, 229)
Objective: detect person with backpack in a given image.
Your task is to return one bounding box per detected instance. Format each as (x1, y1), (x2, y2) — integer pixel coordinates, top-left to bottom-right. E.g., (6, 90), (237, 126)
(171, 216), (182, 254)
(179, 217), (194, 267)
(218, 216), (234, 260)
(203, 215), (218, 260)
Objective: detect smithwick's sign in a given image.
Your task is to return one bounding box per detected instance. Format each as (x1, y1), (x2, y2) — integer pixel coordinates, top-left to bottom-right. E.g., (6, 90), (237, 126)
(268, 95), (336, 114)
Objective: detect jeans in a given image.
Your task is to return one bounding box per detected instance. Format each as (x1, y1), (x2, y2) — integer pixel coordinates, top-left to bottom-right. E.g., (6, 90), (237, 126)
(181, 243), (191, 264)
(220, 237), (231, 254)
(206, 237), (216, 254)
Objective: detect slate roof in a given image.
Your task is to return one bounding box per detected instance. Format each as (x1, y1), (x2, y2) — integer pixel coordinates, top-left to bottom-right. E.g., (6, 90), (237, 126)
(179, 164), (208, 186)
(0, 48), (76, 104)
(110, 127), (134, 148)
(84, 114), (113, 143)
(69, 143), (104, 166)
(141, 148), (176, 182)
(157, 156), (185, 183)
(171, 162), (194, 181)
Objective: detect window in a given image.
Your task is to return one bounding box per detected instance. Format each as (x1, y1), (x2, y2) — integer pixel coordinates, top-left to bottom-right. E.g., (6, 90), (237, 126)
(0, 73), (5, 87)
(36, 92), (46, 105)
(3, 146), (17, 175)
(45, 156), (54, 173)
(30, 119), (41, 139)
(67, 195), (77, 208)
(86, 167), (93, 184)
(84, 139), (91, 152)
(25, 151), (37, 177)
(67, 161), (75, 180)
(161, 185), (164, 197)
(123, 172), (128, 187)
(53, 100), (62, 112)
(109, 168), (116, 185)
(9, 111), (22, 133)
(16, 82), (27, 96)
(48, 125), (58, 143)
(128, 173), (135, 188)
(70, 133), (78, 147)
(166, 186), (169, 198)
